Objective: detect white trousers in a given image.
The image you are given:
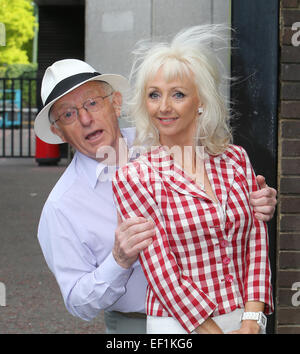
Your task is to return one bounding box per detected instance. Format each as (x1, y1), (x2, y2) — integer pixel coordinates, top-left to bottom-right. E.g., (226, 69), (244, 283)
(147, 308), (266, 334)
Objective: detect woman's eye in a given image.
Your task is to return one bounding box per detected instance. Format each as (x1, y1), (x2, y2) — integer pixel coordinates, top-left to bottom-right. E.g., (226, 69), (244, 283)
(149, 92), (160, 99)
(173, 92), (185, 99)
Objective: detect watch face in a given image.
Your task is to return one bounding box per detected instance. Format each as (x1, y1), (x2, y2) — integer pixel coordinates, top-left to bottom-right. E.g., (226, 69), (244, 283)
(258, 313), (267, 328)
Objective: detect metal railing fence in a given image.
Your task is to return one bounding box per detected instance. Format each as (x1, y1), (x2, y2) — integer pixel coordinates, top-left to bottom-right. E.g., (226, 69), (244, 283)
(0, 78), (39, 157)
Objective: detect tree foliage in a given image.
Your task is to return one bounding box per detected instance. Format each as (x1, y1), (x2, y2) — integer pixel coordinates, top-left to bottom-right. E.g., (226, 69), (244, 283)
(0, 0), (37, 65)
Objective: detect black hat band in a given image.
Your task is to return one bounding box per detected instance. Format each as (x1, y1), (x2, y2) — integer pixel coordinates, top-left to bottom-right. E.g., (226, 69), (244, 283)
(45, 71), (101, 106)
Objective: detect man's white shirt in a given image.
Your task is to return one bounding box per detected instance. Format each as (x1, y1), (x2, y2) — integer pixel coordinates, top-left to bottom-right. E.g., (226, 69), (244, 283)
(37, 127), (147, 320)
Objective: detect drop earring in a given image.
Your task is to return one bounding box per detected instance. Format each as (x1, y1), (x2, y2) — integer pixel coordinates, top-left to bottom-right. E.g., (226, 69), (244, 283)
(198, 107), (204, 114)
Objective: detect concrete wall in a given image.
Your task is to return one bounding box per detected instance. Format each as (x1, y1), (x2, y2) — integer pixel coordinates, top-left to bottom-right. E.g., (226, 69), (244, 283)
(85, 0), (231, 127)
(85, 0), (231, 77)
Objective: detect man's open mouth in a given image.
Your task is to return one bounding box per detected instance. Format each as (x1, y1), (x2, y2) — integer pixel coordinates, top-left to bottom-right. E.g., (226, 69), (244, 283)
(85, 129), (104, 141)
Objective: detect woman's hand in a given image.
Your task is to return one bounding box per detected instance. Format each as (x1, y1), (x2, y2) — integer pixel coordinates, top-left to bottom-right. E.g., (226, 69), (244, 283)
(194, 317), (223, 334)
(229, 301), (265, 334)
(228, 320), (260, 334)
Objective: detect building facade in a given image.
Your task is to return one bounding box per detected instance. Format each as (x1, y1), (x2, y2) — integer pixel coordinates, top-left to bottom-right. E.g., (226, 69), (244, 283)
(277, 0), (300, 334)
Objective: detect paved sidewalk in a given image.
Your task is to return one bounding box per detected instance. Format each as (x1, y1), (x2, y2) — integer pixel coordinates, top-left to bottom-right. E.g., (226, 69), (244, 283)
(0, 158), (105, 334)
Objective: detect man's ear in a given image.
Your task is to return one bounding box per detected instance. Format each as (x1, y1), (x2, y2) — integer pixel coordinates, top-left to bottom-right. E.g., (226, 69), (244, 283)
(50, 124), (66, 143)
(112, 91), (123, 117)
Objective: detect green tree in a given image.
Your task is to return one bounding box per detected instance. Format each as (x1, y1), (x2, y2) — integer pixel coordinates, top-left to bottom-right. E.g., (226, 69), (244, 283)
(0, 0), (37, 65)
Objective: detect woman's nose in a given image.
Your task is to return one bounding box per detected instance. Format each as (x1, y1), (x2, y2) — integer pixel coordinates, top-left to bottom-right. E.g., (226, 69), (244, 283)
(159, 96), (171, 113)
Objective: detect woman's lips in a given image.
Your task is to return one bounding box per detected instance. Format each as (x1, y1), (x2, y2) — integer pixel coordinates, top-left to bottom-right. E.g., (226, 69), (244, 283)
(157, 117), (178, 125)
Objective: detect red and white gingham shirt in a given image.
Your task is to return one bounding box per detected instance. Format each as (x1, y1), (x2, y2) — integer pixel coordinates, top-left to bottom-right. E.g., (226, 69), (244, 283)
(112, 144), (274, 333)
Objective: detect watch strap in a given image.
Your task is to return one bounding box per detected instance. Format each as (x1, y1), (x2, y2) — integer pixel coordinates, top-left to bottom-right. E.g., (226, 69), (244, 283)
(241, 311), (267, 329)
(242, 312), (260, 321)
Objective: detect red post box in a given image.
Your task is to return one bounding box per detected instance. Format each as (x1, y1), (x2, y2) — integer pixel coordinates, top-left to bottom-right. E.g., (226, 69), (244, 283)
(35, 136), (61, 166)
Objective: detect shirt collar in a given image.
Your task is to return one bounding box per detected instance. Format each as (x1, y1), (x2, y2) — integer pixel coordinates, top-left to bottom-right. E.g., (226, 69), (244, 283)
(75, 127), (136, 189)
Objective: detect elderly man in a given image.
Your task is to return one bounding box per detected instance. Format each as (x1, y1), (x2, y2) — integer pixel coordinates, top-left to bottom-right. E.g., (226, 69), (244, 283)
(35, 59), (277, 334)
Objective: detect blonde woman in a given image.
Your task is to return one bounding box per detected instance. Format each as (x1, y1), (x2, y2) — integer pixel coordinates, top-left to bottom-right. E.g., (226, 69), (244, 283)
(112, 25), (273, 334)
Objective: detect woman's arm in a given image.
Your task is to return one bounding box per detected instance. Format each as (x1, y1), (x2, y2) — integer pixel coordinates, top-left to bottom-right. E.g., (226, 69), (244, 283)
(229, 301), (265, 334)
(194, 317), (223, 334)
(239, 147), (274, 315)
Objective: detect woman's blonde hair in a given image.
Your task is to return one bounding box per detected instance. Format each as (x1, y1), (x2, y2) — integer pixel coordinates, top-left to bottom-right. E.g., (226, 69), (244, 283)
(126, 24), (233, 155)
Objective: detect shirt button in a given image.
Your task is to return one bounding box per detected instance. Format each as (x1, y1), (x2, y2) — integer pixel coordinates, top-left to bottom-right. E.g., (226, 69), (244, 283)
(220, 240), (228, 248)
(225, 221), (233, 228)
(223, 256), (231, 265)
(225, 274), (234, 283)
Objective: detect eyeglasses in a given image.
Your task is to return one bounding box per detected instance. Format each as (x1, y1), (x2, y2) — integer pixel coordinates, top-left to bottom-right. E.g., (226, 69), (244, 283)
(52, 93), (113, 125)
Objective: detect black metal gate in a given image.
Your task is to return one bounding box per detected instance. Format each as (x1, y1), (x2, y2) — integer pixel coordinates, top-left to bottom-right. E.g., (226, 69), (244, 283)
(0, 78), (38, 157)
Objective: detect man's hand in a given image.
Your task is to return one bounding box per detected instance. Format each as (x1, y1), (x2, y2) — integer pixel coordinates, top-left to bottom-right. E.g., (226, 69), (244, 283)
(250, 175), (277, 222)
(113, 215), (155, 269)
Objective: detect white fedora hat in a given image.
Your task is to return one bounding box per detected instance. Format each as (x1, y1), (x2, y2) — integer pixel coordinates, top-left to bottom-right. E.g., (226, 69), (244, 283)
(34, 59), (130, 144)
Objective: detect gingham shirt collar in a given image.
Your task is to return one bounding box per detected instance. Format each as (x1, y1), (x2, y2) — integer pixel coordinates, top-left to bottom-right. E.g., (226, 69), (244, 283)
(140, 145), (240, 206)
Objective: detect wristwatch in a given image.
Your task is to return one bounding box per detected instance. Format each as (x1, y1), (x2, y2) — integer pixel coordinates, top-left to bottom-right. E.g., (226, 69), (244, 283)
(241, 311), (267, 331)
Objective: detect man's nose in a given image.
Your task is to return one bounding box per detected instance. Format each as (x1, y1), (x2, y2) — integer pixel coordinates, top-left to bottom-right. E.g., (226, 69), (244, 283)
(77, 107), (94, 126)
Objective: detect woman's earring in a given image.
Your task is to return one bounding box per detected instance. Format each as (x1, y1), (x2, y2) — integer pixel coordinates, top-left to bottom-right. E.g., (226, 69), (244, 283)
(198, 107), (204, 114)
